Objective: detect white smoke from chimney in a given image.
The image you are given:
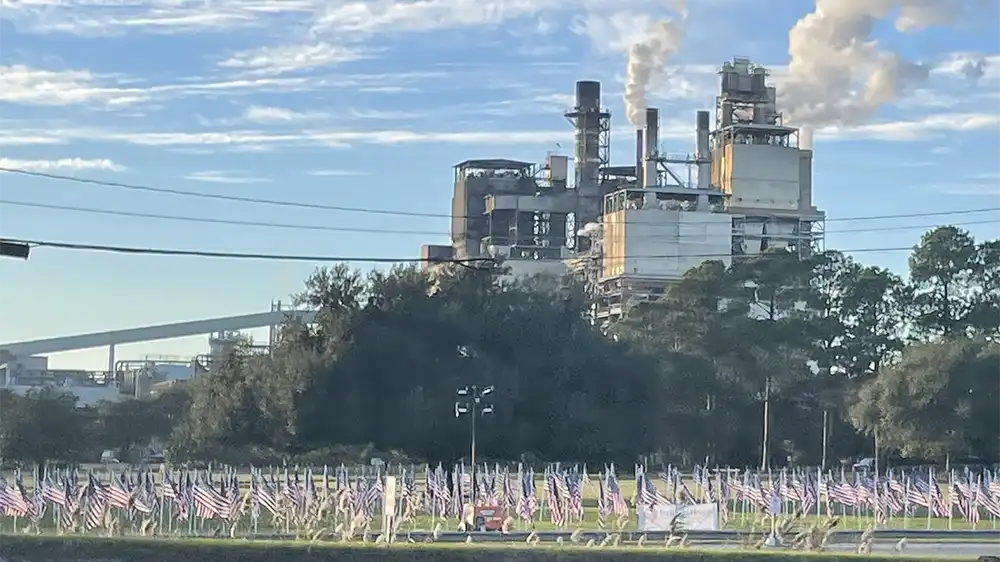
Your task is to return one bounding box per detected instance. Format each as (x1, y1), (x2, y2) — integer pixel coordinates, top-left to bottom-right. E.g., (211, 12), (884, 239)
(782, 0), (971, 142)
(799, 127), (814, 150)
(623, 1), (687, 128)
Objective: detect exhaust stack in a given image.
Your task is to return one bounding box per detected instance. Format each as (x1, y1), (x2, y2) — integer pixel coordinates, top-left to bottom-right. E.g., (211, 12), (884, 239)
(643, 108), (659, 188)
(635, 129), (644, 180)
(696, 110), (710, 190)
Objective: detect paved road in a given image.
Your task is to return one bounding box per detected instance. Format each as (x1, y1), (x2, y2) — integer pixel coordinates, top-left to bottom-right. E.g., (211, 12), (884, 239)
(388, 529), (1000, 558)
(817, 540), (998, 558)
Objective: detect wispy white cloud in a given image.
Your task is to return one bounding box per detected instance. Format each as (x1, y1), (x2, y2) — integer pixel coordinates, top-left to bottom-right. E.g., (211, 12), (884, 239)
(184, 170), (272, 184)
(6, 109), (995, 153)
(0, 64), (453, 113)
(2, 0), (324, 36)
(219, 43), (372, 76)
(243, 105), (331, 123)
(0, 65), (148, 106)
(0, 157), (125, 172)
(817, 112), (1000, 142)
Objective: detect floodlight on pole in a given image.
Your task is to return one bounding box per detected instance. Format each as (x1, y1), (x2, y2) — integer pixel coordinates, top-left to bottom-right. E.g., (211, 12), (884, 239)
(453, 384), (495, 506)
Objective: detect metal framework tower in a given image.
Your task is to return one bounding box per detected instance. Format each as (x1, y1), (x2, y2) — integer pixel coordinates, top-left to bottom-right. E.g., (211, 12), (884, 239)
(564, 80), (611, 250)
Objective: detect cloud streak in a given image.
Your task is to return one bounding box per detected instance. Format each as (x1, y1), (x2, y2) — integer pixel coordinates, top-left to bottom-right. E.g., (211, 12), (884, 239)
(184, 170), (272, 184)
(0, 157), (126, 172)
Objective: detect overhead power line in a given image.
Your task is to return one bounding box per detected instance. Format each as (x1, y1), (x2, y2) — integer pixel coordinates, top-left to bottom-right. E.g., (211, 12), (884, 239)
(1, 237), (953, 263)
(2, 166), (998, 224)
(1, 200), (443, 236)
(2, 199), (997, 239)
(1, 238), (494, 264)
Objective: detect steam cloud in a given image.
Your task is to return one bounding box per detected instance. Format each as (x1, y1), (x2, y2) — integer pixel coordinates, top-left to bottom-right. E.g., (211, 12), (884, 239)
(782, 0), (982, 149)
(623, 1), (687, 128)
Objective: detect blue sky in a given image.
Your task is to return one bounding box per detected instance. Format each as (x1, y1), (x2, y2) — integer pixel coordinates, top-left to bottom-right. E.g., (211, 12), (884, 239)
(1, 0), (998, 370)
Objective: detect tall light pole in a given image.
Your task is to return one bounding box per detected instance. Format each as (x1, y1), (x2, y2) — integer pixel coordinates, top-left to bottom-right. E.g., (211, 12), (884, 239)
(761, 377), (771, 471)
(456, 385), (494, 504)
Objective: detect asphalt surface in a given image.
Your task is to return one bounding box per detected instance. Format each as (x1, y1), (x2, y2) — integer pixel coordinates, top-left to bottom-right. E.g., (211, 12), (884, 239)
(820, 540), (999, 558)
(392, 528), (1000, 543)
(395, 529), (1000, 558)
(28, 527), (993, 557)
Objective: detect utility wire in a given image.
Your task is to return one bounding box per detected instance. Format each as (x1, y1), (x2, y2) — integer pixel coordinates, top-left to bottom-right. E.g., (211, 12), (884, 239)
(2, 199), (997, 239)
(2, 167), (998, 224)
(0, 200), (442, 236)
(1, 237), (959, 263)
(1, 238), (495, 264)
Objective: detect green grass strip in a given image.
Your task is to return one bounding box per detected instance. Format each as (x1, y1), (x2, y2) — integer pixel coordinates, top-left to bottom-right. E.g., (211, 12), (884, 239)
(0, 534), (972, 562)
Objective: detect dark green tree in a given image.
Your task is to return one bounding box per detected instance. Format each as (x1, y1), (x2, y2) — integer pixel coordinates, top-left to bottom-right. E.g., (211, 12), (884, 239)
(0, 388), (93, 469)
(908, 226), (979, 339)
(849, 337), (999, 462)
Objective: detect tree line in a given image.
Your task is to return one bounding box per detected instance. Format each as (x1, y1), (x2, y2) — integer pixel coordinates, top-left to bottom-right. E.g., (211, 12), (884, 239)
(1, 226), (996, 469)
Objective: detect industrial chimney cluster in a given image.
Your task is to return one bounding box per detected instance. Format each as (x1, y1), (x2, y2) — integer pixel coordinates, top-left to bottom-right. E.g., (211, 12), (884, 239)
(423, 57), (825, 323)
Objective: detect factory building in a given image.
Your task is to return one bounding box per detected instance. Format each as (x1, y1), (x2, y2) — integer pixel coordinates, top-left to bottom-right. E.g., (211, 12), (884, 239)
(712, 58), (824, 258)
(446, 155), (574, 277)
(591, 107), (733, 321)
(436, 81), (614, 279)
(429, 57), (824, 321)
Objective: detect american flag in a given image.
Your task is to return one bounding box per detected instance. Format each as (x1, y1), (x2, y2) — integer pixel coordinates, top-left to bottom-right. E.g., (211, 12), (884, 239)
(86, 473), (108, 530)
(107, 473), (132, 510)
(515, 466), (536, 522)
(636, 466), (668, 507)
(605, 468), (628, 516)
(131, 472), (157, 516)
(565, 469), (584, 520)
(502, 468), (516, 512)
(426, 464), (449, 515)
(250, 473), (277, 517)
(545, 471), (566, 527)
(1, 476), (32, 518)
(193, 473), (225, 519)
(597, 475), (608, 528)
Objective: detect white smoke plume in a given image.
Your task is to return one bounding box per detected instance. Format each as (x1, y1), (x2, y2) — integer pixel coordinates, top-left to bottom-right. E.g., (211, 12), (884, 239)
(782, 0), (979, 149)
(623, 1), (687, 128)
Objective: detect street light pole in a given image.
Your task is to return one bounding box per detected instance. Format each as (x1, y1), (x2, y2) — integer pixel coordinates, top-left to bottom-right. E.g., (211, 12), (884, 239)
(761, 377), (771, 471)
(456, 385), (494, 506)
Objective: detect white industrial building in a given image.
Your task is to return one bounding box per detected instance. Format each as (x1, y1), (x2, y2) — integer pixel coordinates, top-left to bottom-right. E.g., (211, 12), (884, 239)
(0, 303), (315, 406)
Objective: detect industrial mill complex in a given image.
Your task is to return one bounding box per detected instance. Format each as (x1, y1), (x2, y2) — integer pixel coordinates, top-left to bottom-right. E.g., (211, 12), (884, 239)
(426, 57), (825, 322)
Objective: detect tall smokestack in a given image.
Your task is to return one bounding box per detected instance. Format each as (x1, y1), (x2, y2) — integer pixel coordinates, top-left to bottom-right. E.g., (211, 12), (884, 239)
(635, 129), (644, 180)
(643, 108), (659, 188)
(696, 110), (710, 190)
(572, 80), (602, 193)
